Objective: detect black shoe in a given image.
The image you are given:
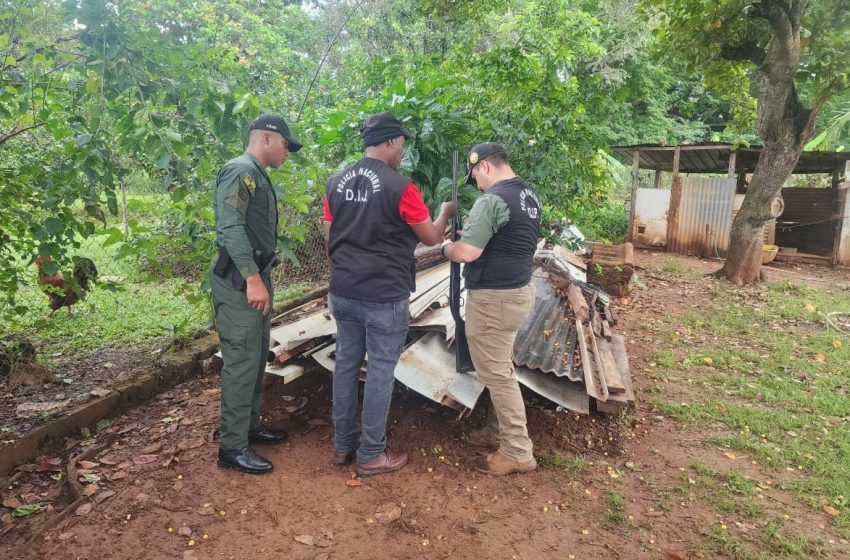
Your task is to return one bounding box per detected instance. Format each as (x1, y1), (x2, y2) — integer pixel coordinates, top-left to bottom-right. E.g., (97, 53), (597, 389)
(248, 424), (289, 445)
(217, 447), (273, 474)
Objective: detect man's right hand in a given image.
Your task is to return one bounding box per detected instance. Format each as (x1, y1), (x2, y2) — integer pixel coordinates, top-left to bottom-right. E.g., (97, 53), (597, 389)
(246, 273), (270, 315)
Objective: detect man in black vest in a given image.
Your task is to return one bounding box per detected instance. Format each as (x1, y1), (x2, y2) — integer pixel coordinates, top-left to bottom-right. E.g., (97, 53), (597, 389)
(441, 143), (541, 476)
(323, 112), (455, 477)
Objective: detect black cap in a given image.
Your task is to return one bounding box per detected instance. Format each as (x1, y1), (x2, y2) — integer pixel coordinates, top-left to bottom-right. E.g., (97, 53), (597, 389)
(464, 142), (508, 185)
(361, 111), (413, 148)
(250, 114), (303, 153)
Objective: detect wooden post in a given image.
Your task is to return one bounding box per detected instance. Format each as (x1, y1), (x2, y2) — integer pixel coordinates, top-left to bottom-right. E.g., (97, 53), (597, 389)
(727, 151), (737, 178)
(653, 169), (662, 189)
(736, 172), (747, 194)
(628, 150), (640, 242)
(845, 160), (850, 183)
(666, 146), (683, 254)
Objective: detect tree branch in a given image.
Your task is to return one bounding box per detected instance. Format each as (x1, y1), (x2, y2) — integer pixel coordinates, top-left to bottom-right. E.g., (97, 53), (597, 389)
(0, 122), (46, 146)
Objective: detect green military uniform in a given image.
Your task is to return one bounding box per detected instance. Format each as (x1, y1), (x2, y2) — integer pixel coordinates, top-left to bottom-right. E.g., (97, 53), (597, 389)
(211, 153), (278, 451)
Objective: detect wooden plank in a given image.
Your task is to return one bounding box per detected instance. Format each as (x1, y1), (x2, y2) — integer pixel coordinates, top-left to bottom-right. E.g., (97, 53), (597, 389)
(605, 303), (618, 325)
(596, 337), (625, 394)
(591, 308), (603, 337)
(568, 284), (589, 321)
(608, 334), (635, 404)
(727, 151), (737, 178)
(595, 399), (624, 415)
(576, 320), (608, 402)
(601, 321), (612, 341)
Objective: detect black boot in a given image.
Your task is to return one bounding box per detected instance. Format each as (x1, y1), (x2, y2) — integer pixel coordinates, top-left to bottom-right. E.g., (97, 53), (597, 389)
(248, 424), (288, 444)
(217, 447), (273, 474)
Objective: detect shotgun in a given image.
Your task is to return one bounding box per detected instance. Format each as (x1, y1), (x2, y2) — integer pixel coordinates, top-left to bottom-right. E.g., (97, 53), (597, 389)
(449, 150), (475, 373)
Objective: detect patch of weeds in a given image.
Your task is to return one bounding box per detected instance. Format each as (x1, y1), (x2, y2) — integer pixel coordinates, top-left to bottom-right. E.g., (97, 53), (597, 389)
(653, 349), (676, 368)
(537, 451), (566, 470)
(273, 283), (310, 303)
(570, 455), (590, 474)
(762, 520), (830, 558)
(660, 257), (704, 281)
(603, 491), (626, 524)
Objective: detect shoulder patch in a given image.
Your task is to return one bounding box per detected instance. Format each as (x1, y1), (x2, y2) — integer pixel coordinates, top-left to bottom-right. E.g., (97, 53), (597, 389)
(241, 174), (257, 196)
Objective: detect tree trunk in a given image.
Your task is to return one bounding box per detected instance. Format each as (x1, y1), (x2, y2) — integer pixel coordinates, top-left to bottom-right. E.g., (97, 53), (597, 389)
(719, 1), (811, 285)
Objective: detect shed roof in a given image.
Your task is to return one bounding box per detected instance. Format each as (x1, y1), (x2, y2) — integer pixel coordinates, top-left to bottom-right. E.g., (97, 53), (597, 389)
(612, 144), (850, 175)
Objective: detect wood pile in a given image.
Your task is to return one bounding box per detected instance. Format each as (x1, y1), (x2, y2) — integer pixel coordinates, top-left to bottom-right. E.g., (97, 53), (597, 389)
(587, 242), (635, 297)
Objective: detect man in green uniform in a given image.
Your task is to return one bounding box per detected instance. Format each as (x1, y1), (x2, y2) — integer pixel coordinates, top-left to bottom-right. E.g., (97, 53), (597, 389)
(211, 114), (302, 474)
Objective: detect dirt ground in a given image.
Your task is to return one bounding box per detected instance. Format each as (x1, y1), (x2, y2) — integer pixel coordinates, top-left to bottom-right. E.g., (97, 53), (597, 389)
(2, 251), (849, 560)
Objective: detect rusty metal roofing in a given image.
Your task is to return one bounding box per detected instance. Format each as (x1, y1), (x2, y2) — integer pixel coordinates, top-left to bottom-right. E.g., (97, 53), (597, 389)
(613, 144), (850, 174)
(667, 176), (736, 257)
(512, 269), (582, 383)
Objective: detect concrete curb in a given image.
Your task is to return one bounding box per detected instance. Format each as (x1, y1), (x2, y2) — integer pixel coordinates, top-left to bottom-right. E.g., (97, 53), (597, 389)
(0, 334), (220, 477)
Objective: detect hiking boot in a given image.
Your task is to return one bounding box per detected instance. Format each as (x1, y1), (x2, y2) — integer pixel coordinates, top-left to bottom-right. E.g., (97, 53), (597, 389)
(332, 449), (355, 466)
(465, 428), (499, 449)
(473, 451), (537, 476)
(355, 450), (408, 477)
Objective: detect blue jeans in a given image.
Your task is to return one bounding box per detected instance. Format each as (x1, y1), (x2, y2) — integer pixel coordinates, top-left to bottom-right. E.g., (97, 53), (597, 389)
(328, 293), (410, 464)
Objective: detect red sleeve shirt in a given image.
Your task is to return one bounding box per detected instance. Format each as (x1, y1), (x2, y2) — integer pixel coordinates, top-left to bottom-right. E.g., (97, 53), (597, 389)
(323, 183), (430, 224)
(399, 183), (430, 224)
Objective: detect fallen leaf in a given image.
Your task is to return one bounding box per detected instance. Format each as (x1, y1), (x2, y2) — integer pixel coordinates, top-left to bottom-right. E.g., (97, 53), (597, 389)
(804, 303), (816, 313)
(75, 503), (92, 516)
(2, 497), (21, 509)
(57, 532), (75, 542)
(20, 493), (40, 504)
(178, 526), (192, 537)
(161, 416), (179, 424)
(141, 443), (163, 455)
(197, 505), (215, 516)
(374, 502), (401, 524)
(833, 339), (842, 349)
(724, 452), (737, 460)
(294, 534), (314, 546)
(702, 357), (713, 366)
(81, 473), (101, 484)
(35, 458), (62, 472)
(432, 474), (444, 481)
(345, 479), (362, 487)
(172, 481), (185, 492)
(82, 484), (99, 497)
(663, 548), (689, 560)
(90, 388), (111, 398)
(110, 470), (128, 481)
(201, 388), (220, 398)
(11, 504), (45, 517)
(98, 455), (117, 466)
(314, 530), (333, 548)
(717, 404), (728, 416)
(225, 498), (238, 504)
(132, 454), (158, 465)
(177, 437), (205, 451)
(162, 455), (175, 468)
(824, 506), (840, 517)
(64, 439), (80, 451)
(94, 490), (115, 504)
(814, 353), (827, 363)
(307, 418), (328, 426)
(78, 460), (99, 469)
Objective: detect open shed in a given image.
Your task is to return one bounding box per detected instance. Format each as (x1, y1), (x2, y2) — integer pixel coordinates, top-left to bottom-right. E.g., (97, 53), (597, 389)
(613, 144), (850, 265)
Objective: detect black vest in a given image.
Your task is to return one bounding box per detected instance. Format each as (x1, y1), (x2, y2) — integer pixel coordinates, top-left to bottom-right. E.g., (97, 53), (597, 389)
(463, 177), (541, 290)
(326, 157), (420, 302)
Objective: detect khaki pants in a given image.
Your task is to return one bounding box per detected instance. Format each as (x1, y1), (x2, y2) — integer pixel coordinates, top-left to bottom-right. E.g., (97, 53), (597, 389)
(466, 284), (536, 462)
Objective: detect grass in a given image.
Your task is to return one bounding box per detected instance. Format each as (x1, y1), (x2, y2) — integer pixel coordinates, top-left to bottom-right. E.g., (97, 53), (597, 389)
(536, 451), (567, 469)
(603, 490), (626, 524)
(650, 274), (850, 549)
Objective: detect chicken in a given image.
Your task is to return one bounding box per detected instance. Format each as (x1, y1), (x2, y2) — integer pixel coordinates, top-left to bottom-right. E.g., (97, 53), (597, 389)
(35, 256), (99, 317)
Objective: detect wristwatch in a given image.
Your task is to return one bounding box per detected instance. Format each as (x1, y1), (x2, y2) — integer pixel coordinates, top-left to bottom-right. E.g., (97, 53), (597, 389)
(440, 244), (448, 259)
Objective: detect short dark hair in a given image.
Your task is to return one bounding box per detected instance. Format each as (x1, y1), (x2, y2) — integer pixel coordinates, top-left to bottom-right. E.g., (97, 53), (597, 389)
(485, 151), (509, 167)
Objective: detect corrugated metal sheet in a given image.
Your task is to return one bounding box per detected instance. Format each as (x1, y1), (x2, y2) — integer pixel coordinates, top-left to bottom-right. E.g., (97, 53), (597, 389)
(776, 188), (842, 256)
(513, 269), (582, 383)
(668, 177), (736, 257)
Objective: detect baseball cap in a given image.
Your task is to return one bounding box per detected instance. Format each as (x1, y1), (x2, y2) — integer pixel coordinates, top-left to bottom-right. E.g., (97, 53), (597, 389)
(361, 111), (413, 148)
(250, 114), (303, 153)
(464, 142), (508, 185)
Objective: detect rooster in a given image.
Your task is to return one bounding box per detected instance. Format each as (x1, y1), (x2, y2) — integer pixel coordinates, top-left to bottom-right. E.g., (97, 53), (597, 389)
(35, 256), (99, 317)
